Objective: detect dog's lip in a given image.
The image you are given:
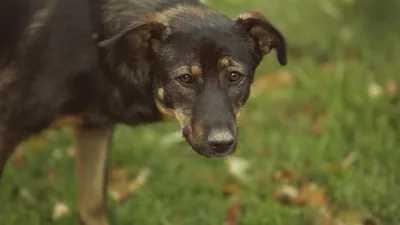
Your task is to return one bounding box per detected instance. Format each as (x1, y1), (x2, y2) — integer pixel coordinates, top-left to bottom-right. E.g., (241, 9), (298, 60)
(195, 146), (237, 158)
(182, 128), (237, 158)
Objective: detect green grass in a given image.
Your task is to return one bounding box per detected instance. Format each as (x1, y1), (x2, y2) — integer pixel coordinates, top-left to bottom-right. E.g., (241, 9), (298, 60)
(1, 0), (399, 224)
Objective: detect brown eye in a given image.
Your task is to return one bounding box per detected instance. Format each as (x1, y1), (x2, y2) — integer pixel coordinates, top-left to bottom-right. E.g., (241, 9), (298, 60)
(228, 72), (243, 83)
(177, 74), (194, 84)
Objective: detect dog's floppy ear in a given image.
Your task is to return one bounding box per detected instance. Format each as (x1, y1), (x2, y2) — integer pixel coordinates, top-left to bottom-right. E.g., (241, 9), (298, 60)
(98, 21), (167, 53)
(235, 12), (287, 65)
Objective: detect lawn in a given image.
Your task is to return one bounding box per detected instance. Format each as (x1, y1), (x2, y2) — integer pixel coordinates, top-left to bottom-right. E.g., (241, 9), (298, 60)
(1, 0), (399, 224)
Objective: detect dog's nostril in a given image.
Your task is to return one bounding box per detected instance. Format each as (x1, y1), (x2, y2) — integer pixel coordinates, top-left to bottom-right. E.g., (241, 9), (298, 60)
(207, 129), (235, 152)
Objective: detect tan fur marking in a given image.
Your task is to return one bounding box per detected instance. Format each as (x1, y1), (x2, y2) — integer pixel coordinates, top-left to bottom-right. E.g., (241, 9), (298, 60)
(50, 116), (84, 128)
(237, 12), (266, 21)
(190, 65), (202, 77)
(193, 122), (205, 139)
(149, 12), (167, 24)
(219, 57), (231, 69)
(235, 111), (241, 121)
(157, 88), (165, 100)
(174, 110), (191, 129)
(155, 101), (176, 121)
(155, 101), (192, 128)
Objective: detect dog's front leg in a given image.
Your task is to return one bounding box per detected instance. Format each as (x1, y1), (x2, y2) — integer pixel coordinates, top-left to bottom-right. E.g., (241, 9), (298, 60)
(74, 124), (115, 225)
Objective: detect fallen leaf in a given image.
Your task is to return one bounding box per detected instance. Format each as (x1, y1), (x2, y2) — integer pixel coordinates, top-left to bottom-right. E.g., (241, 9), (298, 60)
(298, 181), (329, 209)
(272, 180), (329, 210)
(108, 167), (151, 201)
(272, 184), (299, 205)
(223, 182), (242, 197)
(129, 167), (151, 192)
(225, 156), (250, 182)
(368, 82), (383, 99)
(52, 202), (70, 221)
(386, 80), (398, 97)
(271, 169), (295, 182)
(15, 146), (24, 169)
(225, 201), (244, 225)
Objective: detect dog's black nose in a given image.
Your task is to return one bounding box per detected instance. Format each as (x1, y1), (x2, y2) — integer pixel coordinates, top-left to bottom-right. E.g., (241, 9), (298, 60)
(207, 128), (235, 153)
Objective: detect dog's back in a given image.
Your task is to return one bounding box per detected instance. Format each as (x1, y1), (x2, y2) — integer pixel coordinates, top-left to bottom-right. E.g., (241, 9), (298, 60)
(0, 0), (100, 136)
(0, 0), (206, 136)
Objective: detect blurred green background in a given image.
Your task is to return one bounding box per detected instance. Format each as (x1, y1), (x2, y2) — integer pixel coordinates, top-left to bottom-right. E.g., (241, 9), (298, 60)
(1, 0), (399, 224)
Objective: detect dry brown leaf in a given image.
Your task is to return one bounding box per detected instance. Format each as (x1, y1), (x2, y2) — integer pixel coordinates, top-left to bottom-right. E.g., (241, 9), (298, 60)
(225, 201), (244, 225)
(15, 146), (24, 169)
(296, 181), (329, 209)
(386, 80), (398, 97)
(271, 169), (295, 182)
(52, 202), (70, 221)
(225, 156), (250, 182)
(108, 167), (151, 201)
(223, 183), (242, 197)
(368, 82), (383, 99)
(272, 184), (299, 205)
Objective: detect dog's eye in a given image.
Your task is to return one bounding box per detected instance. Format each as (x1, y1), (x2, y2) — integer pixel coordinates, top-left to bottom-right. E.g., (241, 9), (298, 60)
(228, 72), (243, 83)
(177, 74), (194, 84)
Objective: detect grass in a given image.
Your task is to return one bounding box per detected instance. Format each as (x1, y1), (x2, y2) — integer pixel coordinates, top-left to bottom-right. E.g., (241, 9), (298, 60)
(1, 0), (399, 224)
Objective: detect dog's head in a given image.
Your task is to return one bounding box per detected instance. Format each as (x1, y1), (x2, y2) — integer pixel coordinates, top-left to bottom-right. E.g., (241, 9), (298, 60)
(99, 7), (287, 157)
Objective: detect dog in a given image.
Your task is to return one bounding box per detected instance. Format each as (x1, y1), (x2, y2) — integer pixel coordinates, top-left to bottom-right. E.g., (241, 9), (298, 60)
(0, 0), (287, 224)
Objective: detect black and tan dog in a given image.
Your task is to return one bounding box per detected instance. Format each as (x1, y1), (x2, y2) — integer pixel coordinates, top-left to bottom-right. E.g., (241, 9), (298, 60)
(0, 0), (287, 224)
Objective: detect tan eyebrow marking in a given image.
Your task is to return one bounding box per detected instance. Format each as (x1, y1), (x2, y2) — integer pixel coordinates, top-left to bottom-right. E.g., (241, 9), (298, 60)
(157, 87), (165, 100)
(189, 65), (202, 77)
(219, 57), (231, 69)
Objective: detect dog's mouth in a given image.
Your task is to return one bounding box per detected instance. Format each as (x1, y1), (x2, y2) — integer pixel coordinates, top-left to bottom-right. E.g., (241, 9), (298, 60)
(182, 127), (237, 158)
